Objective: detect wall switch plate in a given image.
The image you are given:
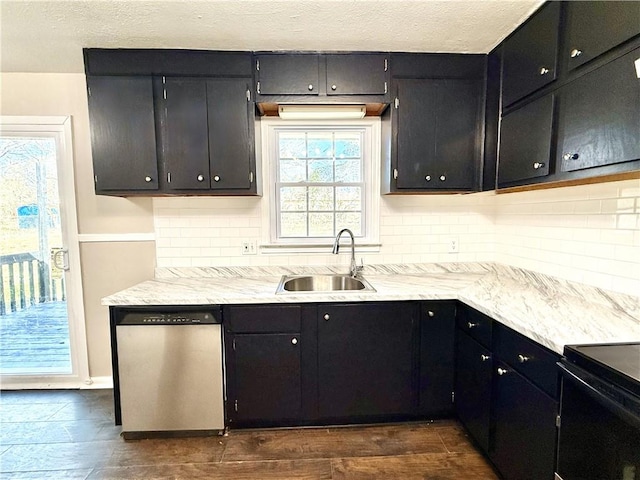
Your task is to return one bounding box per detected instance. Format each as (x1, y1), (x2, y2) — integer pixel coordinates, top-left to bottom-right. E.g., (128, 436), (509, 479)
(448, 237), (459, 253)
(241, 240), (257, 255)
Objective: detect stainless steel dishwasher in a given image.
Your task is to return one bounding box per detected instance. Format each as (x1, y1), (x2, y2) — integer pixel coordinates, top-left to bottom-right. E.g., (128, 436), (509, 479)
(114, 306), (224, 439)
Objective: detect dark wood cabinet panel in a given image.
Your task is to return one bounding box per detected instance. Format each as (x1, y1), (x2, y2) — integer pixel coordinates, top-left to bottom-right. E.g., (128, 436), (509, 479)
(162, 78), (210, 190)
(87, 76), (159, 192)
(501, 1), (560, 106)
(455, 330), (492, 453)
(232, 333), (302, 424)
(394, 78), (480, 191)
(558, 47), (640, 173)
(498, 94), (554, 186)
(256, 54), (320, 95)
(325, 54), (387, 95)
(491, 362), (558, 480)
(207, 78), (255, 190)
(317, 303), (416, 420)
(564, 1), (640, 72)
(418, 302), (456, 416)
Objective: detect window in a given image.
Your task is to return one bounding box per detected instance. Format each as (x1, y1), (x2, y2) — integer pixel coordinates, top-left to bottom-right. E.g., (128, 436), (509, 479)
(261, 119), (380, 250)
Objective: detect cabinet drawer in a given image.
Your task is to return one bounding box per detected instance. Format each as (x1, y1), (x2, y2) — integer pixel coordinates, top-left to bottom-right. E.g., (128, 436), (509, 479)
(494, 324), (559, 398)
(456, 305), (492, 348)
(225, 305), (301, 333)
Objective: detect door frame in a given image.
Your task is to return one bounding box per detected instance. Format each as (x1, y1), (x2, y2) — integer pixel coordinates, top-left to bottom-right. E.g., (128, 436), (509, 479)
(0, 115), (90, 389)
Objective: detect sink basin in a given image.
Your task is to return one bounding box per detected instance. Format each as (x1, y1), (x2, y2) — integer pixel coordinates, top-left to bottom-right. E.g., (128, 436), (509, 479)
(276, 274), (376, 294)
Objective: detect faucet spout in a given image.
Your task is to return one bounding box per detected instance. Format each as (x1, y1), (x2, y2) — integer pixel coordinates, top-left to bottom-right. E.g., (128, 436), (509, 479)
(332, 228), (358, 277)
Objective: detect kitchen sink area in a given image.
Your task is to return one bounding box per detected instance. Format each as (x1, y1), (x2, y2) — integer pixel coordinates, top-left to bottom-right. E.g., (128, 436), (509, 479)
(276, 274), (376, 294)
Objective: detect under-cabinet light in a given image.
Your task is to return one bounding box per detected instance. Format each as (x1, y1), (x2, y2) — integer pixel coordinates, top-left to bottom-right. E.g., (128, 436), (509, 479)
(278, 105), (367, 120)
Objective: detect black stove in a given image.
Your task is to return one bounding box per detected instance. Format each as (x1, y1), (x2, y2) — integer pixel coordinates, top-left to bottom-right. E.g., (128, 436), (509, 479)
(563, 342), (640, 397)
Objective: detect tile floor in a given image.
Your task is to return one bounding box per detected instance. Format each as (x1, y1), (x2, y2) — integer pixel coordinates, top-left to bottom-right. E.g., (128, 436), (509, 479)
(0, 389), (498, 479)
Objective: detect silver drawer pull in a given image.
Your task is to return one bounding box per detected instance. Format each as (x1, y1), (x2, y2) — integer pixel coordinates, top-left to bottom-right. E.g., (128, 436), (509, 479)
(540, 67), (550, 75)
(570, 48), (583, 58)
(291, 337), (298, 345)
(213, 175), (221, 182)
(518, 354), (530, 363)
(144, 176), (152, 182)
(467, 322), (478, 329)
(533, 162), (545, 169)
(323, 313), (330, 321)
(427, 311), (434, 317)
(480, 354), (491, 362)
(497, 367), (508, 376)
(197, 174), (204, 182)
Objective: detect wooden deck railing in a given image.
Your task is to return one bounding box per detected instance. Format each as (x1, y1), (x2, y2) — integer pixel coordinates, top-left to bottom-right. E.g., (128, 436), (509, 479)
(0, 253), (66, 315)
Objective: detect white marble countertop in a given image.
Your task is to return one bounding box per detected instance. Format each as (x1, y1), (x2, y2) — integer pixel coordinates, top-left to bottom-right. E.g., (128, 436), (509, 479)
(102, 263), (640, 354)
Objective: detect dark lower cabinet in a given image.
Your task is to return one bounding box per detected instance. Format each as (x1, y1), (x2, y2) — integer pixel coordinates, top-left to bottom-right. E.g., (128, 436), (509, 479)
(87, 76), (159, 193)
(491, 361), (558, 480)
(317, 302), (416, 420)
(231, 333), (302, 424)
(455, 330), (492, 453)
(418, 301), (456, 416)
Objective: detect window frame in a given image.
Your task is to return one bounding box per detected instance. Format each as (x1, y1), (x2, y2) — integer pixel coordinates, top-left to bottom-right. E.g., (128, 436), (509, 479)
(260, 118), (380, 252)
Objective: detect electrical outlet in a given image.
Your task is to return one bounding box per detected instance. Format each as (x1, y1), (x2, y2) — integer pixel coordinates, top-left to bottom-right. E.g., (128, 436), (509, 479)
(241, 240), (257, 255)
(448, 237), (459, 253)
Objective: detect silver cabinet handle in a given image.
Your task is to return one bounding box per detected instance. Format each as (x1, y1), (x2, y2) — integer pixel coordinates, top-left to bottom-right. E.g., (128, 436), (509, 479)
(144, 176), (152, 182)
(518, 354), (530, 363)
(213, 175), (221, 182)
(533, 162), (545, 169)
(540, 67), (550, 75)
(323, 313), (330, 321)
(331, 84), (337, 91)
(439, 175), (446, 181)
(563, 153), (579, 161)
(308, 84), (314, 91)
(197, 174), (204, 182)
(480, 354), (491, 362)
(570, 48), (583, 58)
(427, 310), (435, 317)
(497, 367), (508, 376)
(467, 322), (478, 329)
(425, 175), (431, 181)
(291, 337), (298, 345)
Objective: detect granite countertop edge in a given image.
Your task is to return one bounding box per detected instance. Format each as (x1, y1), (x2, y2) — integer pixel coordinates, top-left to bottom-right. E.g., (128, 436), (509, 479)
(102, 262), (640, 355)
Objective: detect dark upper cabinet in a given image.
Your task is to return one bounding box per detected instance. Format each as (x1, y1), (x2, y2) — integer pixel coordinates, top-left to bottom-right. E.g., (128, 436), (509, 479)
(418, 302), (456, 416)
(392, 78), (481, 191)
(498, 94), (555, 186)
(325, 54), (387, 95)
(256, 54), (320, 95)
(564, 1), (640, 72)
(317, 302), (416, 420)
(501, 1), (560, 107)
(491, 361), (558, 480)
(557, 47), (640, 173)
(87, 76), (159, 193)
(455, 330), (492, 453)
(158, 77), (256, 193)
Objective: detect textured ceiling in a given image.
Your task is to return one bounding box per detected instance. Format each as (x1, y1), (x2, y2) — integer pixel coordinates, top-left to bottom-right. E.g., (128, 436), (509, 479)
(1, 0), (544, 73)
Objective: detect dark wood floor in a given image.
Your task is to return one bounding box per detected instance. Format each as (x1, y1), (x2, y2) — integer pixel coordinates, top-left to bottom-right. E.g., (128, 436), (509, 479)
(0, 389), (498, 479)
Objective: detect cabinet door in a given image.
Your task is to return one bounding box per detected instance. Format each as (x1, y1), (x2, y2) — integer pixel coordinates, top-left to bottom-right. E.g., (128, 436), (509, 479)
(418, 302), (456, 416)
(162, 78), (210, 190)
(557, 47), (640, 173)
(395, 79), (479, 191)
(256, 54), (320, 95)
(455, 330), (492, 453)
(317, 303), (416, 419)
(326, 54), (388, 95)
(87, 76), (158, 192)
(501, 1), (560, 106)
(491, 362), (558, 480)
(231, 333), (302, 424)
(207, 78), (255, 191)
(498, 94), (554, 186)
(564, 1), (640, 72)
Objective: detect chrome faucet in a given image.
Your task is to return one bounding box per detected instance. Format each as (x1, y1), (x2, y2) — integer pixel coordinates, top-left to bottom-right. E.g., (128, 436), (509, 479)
(332, 228), (361, 277)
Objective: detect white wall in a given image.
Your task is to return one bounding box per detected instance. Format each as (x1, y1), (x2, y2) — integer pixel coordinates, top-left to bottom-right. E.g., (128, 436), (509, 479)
(154, 178), (640, 297)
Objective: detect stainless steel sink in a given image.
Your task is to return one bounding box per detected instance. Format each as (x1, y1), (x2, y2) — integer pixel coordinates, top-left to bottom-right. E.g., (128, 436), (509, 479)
(276, 274), (376, 294)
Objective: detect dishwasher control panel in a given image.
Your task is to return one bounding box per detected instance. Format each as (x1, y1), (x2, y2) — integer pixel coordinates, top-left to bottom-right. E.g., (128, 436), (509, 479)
(118, 309), (221, 325)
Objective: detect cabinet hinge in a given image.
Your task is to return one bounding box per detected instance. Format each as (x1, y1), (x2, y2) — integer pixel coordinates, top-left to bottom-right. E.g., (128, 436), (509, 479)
(384, 81), (387, 94)
(256, 59), (260, 71)
(556, 414), (561, 428)
(249, 171), (254, 184)
(162, 76), (167, 100)
(451, 391), (455, 404)
(94, 175), (98, 184)
(88, 86), (91, 97)
(232, 338), (236, 351)
(394, 97), (399, 109)
(384, 58), (388, 72)
(167, 172), (171, 184)
(393, 168), (398, 180)
(246, 89), (251, 102)
(256, 81), (261, 95)
(234, 399), (238, 412)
